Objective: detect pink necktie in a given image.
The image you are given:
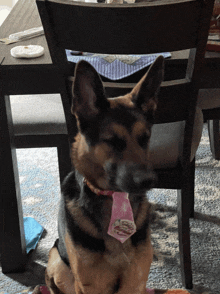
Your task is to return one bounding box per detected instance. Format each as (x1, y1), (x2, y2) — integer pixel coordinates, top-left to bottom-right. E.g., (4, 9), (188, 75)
(108, 192), (136, 243)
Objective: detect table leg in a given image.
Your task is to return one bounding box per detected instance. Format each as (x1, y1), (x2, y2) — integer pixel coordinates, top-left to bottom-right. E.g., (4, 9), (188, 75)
(0, 94), (27, 273)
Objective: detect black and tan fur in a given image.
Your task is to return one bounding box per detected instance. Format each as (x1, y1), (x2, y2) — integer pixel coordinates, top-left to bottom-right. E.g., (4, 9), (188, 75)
(43, 56), (164, 294)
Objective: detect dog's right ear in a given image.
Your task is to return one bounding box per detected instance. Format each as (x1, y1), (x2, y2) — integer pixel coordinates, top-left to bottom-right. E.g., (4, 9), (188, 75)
(131, 56), (164, 122)
(71, 61), (110, 122)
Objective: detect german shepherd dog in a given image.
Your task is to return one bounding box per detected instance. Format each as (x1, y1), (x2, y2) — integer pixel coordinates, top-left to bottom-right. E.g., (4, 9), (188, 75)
(40, 55), (164, 294)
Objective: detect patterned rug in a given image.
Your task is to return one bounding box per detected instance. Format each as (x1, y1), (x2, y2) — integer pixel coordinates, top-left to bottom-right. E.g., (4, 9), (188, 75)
(0, 287), (199, 294)
(0, 287), (202, 294)
(0, 124), (219, 293)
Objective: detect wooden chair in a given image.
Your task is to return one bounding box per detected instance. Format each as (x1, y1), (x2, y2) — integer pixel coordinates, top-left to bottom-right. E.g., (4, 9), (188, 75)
(36, 0), (215, 289)
(198, 89), (220, 159)
(198, 4), (220, 160)
(11, 94), (72, 183)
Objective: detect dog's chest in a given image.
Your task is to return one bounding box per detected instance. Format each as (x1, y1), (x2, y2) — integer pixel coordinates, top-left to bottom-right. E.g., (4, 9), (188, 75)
(70, 232), (137, 270)
(104, 235), (136, 266)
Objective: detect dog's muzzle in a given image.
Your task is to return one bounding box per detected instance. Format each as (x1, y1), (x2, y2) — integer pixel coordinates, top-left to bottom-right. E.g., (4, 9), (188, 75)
(105, 162), (156, 194)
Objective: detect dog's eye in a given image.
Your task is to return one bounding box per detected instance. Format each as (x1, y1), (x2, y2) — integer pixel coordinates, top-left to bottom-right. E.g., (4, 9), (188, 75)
(138, 133), (149, 149)
(104, 136), (126, 152)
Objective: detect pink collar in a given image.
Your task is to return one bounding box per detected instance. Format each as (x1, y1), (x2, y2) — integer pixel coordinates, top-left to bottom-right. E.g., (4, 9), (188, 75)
(84, 178), (136, 243)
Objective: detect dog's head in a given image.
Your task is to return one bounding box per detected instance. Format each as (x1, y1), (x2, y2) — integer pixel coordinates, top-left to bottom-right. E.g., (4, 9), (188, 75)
(71, 56), (164, 195)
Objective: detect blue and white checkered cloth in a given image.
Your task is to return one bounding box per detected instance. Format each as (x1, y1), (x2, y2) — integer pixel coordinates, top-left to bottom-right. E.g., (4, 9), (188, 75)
(66, 50), (171, 80)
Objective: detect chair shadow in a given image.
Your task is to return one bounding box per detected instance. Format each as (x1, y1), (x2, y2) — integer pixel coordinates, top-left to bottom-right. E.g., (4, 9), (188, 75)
(151, 203), (220, 293)
(154, 203), (220, 226)
(4, 260), (46, 287)
(194, 211), (220, 225)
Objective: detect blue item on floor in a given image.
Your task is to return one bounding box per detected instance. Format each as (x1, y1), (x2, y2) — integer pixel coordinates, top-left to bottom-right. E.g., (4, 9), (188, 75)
(23, 217), (44, 254)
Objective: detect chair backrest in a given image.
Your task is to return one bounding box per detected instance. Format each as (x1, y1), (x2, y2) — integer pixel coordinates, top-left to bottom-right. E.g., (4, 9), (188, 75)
(38, 0), (206, 53)
(36, 0), (214, 161)
(36, 0), (214, 120)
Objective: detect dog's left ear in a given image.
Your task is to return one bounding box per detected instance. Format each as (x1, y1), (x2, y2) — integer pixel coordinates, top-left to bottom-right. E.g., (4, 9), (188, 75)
(71, 60), (109, 121)
(131, 55), (164, 121)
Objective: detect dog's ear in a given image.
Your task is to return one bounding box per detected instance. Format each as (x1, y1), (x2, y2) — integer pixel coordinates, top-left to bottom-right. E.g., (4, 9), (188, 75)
(71, 60), (109, 121)
(131, 55), (164, 122)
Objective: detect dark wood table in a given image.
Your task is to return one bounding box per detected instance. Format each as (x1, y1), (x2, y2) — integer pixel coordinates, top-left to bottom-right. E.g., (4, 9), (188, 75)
(0, 0), (220, 274)
(0, 0), (63, 274)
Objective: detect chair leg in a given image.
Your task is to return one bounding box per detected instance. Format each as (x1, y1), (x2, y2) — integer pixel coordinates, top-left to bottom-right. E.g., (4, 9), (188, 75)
(177, 159), (195, 289)
(188, 159), (195, 219)
(57, 138), (72, 185)
(207, 119), (220, 160)
(177, 170), (194, 289)
(177, 189), (193, 289)
(0, 94), (27, 273)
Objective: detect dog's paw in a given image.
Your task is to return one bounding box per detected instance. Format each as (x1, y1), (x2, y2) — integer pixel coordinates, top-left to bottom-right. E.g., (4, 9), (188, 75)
(32, 285), (50, 294)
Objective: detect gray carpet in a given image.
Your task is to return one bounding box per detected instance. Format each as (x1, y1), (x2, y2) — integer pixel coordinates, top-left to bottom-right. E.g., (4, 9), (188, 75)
(0, 123), (219, 294)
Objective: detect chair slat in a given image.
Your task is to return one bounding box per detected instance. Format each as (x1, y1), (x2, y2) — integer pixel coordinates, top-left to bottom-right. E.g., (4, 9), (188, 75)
(39, 0), (201, 54)
(104, 79), (192, 123)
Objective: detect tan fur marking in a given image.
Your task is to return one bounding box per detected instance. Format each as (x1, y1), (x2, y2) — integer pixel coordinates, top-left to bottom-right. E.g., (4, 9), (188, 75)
(71, 133), (89, 162)
(92, 143), (112, 165)
(132, 121), (151, 138)
(45, 245), (75, 294)
(108, 94), (134, 109)
(133, 199), (151, 229)
(111, 123), (129, 139)
(71, 134), (109, 190)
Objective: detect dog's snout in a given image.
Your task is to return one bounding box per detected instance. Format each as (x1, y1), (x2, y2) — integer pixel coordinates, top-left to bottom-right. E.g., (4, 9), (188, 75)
(133, 169), (156, 190)
(105, 161), (156, 193)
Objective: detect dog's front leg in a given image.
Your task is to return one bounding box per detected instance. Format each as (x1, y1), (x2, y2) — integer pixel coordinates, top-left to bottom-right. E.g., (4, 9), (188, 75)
(69, 258), (118, 294)
(45, 245), (76, 294)
(65, 232), (119, 294)
(116, 239), (153, 294)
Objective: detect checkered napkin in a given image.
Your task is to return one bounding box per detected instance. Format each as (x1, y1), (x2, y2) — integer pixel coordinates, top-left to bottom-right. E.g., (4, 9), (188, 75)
(66, 50), (171, 80)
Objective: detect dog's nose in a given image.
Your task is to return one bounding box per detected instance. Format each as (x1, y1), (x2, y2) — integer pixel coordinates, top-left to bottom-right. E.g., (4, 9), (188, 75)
(133, 169), (156, 190)
(106, 162), (156, 193)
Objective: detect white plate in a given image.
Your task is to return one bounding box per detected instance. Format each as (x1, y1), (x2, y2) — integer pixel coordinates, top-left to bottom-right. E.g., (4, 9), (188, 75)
(11, 45), (44, 59)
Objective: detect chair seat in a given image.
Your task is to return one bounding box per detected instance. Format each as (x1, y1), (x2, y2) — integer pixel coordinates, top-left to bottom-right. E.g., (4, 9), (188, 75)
(197, 89), (220, 110)
(11, 94), (203, 170)
(149, 107), (203, 169)
(10, 94), (67, 136)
